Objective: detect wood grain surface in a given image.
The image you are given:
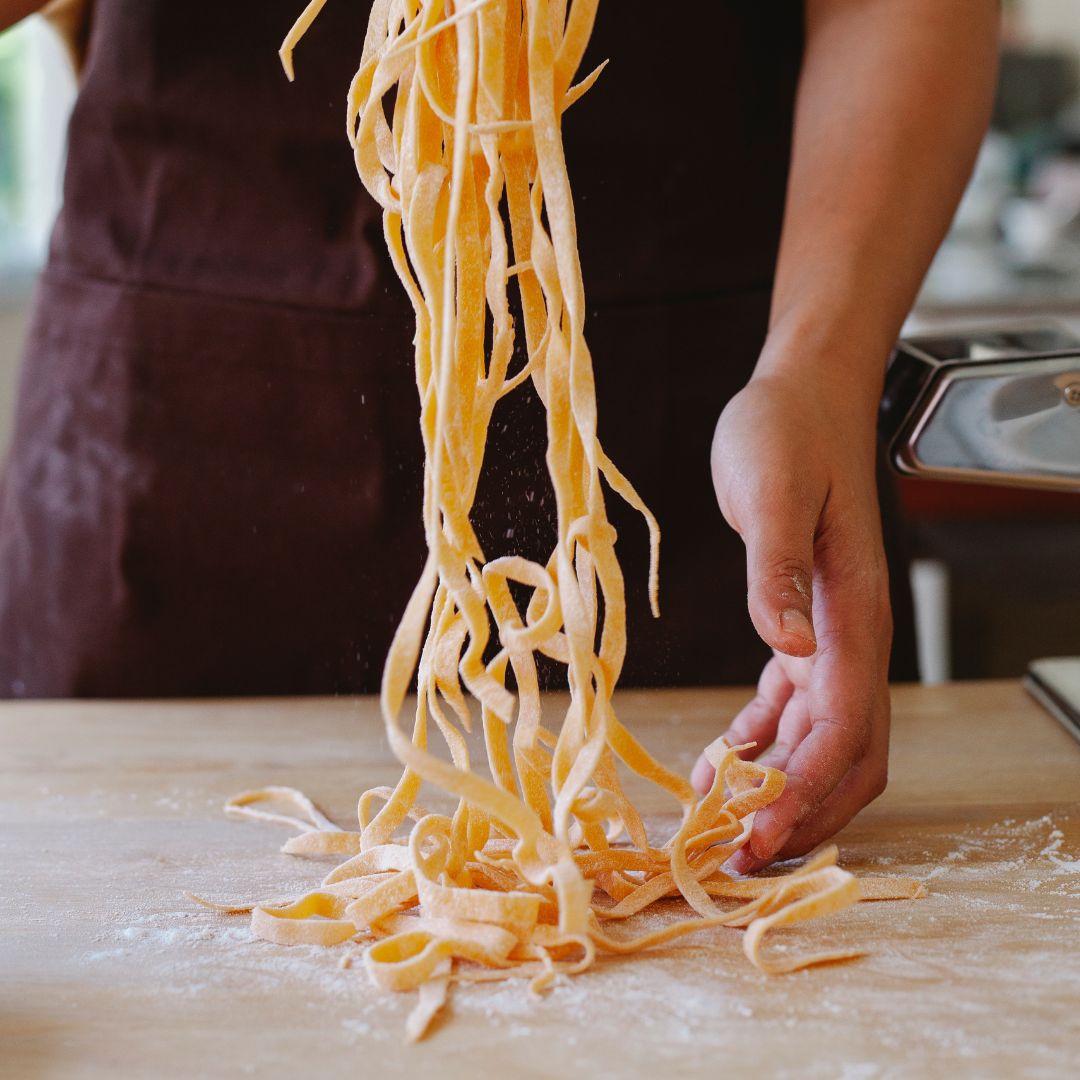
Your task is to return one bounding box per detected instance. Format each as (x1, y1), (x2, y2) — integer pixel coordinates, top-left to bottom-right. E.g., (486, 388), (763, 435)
(2, 682), (1079, 1079)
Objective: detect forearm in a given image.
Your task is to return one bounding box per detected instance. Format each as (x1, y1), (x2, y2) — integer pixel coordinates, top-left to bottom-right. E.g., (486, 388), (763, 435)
(757, 0), (1000, 409)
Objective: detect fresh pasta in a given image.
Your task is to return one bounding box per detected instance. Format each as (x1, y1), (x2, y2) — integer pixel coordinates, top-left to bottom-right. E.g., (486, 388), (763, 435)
(196, 0), (925, 1041)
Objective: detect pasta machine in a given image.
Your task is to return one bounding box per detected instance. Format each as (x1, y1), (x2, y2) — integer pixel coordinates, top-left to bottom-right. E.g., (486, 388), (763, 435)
(879, 323), (1080, 741)
(879, 323), (1080, 493)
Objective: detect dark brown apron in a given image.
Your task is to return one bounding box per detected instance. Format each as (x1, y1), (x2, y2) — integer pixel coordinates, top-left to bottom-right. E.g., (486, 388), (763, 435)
(0, 1), (916, 696)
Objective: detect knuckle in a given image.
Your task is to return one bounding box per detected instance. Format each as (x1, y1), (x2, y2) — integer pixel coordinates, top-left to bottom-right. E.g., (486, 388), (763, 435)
(747, 692), (773, 715)
(754, 558), (813, 603)
(772, 740), (797, 761)
(854, 724), (874, 761)
(866, 762), (888, 802)
(814, 712), (872, 761)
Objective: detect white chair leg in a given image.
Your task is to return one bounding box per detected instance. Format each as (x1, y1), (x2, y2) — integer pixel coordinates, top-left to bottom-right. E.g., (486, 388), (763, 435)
(910, 558), (952, 686)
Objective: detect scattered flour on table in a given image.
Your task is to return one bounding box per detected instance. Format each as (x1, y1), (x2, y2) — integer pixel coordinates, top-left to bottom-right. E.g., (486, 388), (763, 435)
(72, 811), (1080, 1065)
(917, 814), (1080, 887)
(80, 910), (367, 1001)
(1039, 825), (1080, 873)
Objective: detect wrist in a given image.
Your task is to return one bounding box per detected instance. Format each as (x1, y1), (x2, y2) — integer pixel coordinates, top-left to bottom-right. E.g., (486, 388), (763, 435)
(752, 308), (894, 419)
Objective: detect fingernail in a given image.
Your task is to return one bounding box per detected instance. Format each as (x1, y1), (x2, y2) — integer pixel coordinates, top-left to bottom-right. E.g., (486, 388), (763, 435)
(780, 608), (816, 645)
(752, 825), (794, 861)
(727, 849), (762, 877)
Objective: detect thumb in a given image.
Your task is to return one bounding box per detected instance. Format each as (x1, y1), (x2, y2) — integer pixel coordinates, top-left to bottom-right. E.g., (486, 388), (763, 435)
(742, 501), (818, 658)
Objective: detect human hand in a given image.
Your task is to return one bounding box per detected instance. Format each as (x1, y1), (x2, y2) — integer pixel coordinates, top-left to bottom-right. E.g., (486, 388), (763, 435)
(691, 374), (892, 874)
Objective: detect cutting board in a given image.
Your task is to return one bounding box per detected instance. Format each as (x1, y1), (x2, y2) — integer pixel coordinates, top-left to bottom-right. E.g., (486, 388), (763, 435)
(2, 682), (1079, 1078)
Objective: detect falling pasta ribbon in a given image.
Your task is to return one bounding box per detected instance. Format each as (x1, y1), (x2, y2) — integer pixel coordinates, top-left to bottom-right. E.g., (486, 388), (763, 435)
(194, 0), (926, 1042)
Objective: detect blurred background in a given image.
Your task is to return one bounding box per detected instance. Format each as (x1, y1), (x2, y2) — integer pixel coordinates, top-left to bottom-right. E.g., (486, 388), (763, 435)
(890, 0), (1080, 685)
(0, 0), (1078, 686)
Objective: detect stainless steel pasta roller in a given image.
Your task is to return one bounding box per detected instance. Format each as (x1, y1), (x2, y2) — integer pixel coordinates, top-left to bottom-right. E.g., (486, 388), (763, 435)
(879, 323), (1080, 492)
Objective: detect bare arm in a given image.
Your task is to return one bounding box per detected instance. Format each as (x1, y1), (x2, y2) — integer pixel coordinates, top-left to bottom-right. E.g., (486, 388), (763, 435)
(697, 0), (1000, 870)
(762, 0), (1000, 405)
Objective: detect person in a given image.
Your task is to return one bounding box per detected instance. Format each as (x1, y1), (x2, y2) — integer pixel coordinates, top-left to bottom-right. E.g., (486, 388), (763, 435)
(0, 1), (999, 869)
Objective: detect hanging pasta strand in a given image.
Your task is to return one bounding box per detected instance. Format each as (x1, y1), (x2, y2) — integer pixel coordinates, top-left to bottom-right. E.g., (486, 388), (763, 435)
(196, 0), (926, 1043)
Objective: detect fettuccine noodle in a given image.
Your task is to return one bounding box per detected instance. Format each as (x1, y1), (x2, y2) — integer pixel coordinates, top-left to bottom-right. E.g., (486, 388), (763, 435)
(197, 0), (925, 1041)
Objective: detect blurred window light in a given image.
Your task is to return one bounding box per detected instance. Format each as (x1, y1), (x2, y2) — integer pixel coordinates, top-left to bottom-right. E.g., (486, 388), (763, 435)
(0, 15), (75, 282)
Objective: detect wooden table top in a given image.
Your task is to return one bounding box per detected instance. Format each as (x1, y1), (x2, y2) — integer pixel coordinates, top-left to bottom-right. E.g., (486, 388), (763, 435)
(3, 682), (1079, 1079)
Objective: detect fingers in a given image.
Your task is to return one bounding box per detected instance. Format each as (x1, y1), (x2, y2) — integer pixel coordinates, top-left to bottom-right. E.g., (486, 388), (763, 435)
(727, 646), (888, 872)
(690, 658), (793, 795)
(689, 754), (714, 795)
(728, 751), (888, 875)
(777, 755), (888, 859)
(709, 393), (822, 659)
(741, 500), (819, 659)
(725, 658), (796, 754)
(705, 380), (893, 874)
(754, 690), (812, 773)
(751, 707), (871, 857)
(732, 491), (892, 867)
